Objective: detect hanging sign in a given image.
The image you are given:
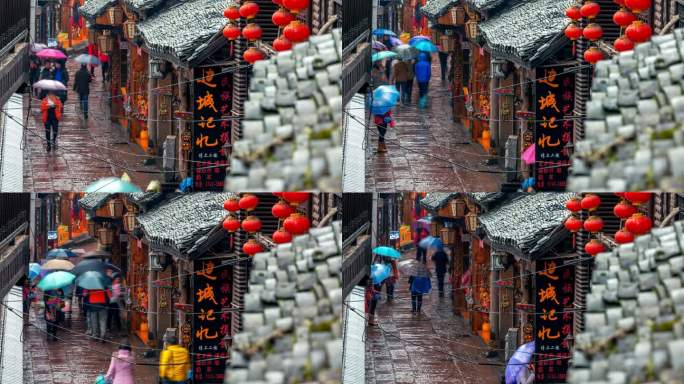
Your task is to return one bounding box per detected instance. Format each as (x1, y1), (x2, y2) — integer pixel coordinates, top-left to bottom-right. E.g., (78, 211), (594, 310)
(192, 66), (232, 191)
(534, 259), (574, 382)
(192, 258), (232, 382)
(534, 66), (574, 190)
(389, 231), (400, 240)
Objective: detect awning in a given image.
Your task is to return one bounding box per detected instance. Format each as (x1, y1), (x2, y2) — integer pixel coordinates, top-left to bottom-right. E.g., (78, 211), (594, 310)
(464, 0), (508, 14)
(79, 193), (115, 212)
(420, 193), (459, 212)
(79, 0), (118, 23)
(420, 0), (460, 21)
(478, 0), (573, 67)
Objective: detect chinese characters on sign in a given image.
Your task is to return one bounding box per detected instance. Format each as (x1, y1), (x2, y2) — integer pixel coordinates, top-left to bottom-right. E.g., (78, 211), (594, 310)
(534, 259), (575, 383)
(535, 66), (575, 190)
(192, 259), (232, 382)
(192, 67), (233, 190)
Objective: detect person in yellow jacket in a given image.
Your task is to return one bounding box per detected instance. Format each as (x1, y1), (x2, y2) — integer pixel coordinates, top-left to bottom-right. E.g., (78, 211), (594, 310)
(159, 336), (190, 384)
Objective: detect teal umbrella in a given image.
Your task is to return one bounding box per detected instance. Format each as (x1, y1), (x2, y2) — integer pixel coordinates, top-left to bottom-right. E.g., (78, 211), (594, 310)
(413, 40), (438, 53)
(46, 248), (78, 259)
(76, 270), (111, 290)
(37, 271), (76, 291)
(373, 246), (401, 259)
(372, 51), (398, 62)
(85, 177), (142, 193)
(371, 264), (392, 285)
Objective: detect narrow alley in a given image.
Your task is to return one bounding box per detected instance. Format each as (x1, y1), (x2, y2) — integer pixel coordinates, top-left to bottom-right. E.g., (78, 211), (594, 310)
(365, 60), (504, 192)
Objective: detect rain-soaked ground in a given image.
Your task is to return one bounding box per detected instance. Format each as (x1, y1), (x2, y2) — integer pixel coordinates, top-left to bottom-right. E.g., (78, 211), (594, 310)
(366, 250), (503, 384)
(365, 60), (504, 192)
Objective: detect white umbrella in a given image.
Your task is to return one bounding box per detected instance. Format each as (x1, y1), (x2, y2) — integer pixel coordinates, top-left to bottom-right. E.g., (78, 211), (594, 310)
(33, 80), (67, 91)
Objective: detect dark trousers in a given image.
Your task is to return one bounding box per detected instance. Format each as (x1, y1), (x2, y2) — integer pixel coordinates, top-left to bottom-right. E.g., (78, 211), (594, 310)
(436, 271), (446, 294)
(386, 282), (395, 300)
(418, 82), (429, 98)
(399, 80), (412, 104)
(102, 64), (109, 82)
(46, 320), (57, 340)
(107, 301), (122, 332)
(369, 295), (378, 315)
(377, 124), (387, 144)
(411, 293), (423, 312)
(438, 52), (449, 81)
(45, 118), (58, 149)
(78, 93), (89, 118)
(416, 246), (426, 263)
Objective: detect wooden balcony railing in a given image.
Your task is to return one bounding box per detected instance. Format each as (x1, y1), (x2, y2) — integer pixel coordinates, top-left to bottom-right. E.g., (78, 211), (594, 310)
(0, 43), (28, 108)
(342, 43), (370, 106)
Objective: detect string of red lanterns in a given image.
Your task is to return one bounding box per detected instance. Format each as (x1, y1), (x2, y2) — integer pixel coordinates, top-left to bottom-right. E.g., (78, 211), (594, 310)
(222, 194), (266, 256)
(271, 0), (311, 52)
(270, 193), (311, 243)
(564, 194), (607, 256)
(612, 192), (653, 244)
(221, 1), (266, 64)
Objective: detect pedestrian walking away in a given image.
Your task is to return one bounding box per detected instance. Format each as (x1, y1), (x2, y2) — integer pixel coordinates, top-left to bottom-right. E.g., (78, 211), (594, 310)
(438, 49), (450, 83)
(41, 91), (63, 152)
(431, 246), (449, 297)
(414, 227), (428, 263)
(408, 273), (431, 314)
(415, 54), (432, 109)
(54, 61), (69, 104)
(74, 63), (92, 120)
(84, 288), (109, 342)
(373, 110), (395, 153)
(44, 289), (64, 341)
(107, 275), (124, 334)
(159, 335), (191, 384)
(105, 342), (135, 384)
(391, 59), (414, 105)
(367, 280), (383, 326)
(386, 258), (399, 301)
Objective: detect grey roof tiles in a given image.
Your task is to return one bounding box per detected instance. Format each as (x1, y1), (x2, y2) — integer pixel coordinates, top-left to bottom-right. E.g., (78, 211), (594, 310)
(79, 0), (118, 22)
(420, 0), (460, 20)
(79, 193), (114, 211)
(420, 193), (459, 211)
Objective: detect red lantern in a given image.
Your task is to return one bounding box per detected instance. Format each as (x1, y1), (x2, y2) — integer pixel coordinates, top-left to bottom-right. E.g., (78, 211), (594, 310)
(625, 213), (652, 235)
(581, 194), (601, 211)
(584, 47), (605, 64)
(583, 23), (604, 41)
(614, 36), (635, 52)
(283, 21), (310, 43)
(613, 9), (636, 27)
(242, 23), (263, 41)
(625, 21), (652, 43)
(223, 24), (241, 41)
(564, 216), (583, 233)
(615, 229), (635, 244)
(623, 192), (652, 205)
(239, 1), (259, 19)
(271, 201), (294, 218)
(241, 215), (262, 233)
(613, 201), (637, 219)
(222, 216), (240, 232)
(272, 9), (295, 26)
(281, 192), (309, 206)
(580, 1), (601, 19)
(272, 229), (293, 244)
(283, 213), (310, 235)
(583, 216), (605, 233)
(565, 24), (583, 41)
(585, 239), (606, 256)
(614, 0), (625, 6)
(239, 194), (259, 211)
(243, 47), (265, 64)
(273, 36), (293, 51)
(223, 5), (240, 20)
(566, 6), (582, 20)
(243, 239), (264, 256)
(282, 0), (309, 13)
(566, 197), (583, 213)
(223, 197), (240, 212)
(625, 0), (651, 13)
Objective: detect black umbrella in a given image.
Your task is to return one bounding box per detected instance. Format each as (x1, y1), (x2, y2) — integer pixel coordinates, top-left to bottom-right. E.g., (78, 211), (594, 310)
(72, 259), (107, 276)
(82, 250), (110, 259)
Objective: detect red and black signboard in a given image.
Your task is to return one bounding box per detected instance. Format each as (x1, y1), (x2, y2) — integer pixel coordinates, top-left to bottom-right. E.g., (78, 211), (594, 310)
(191, 258), (232, 382)
(534, 66), (575, 190)
(534, 259), (574, 382)
(192, 66), (232, 190)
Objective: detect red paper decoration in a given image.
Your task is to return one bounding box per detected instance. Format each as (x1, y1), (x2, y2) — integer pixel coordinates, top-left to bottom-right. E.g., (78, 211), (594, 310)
(239, 194), (259, 211)
(564, 216), (583, 233)
(583, 216), (604, 233)
(283, 21), (310, 43)
(272, 9), (295, 26)
(585, 239), (606, 256)
(271, 201), (294, 218)
(283, 213), (310, 235)
(222, 216), (240, 232)
(625, 21), (652, 43)
(623, 192), (652, 205)
(565, 24), (583, 41)
(223, 24), (241, 41)
(272, 229), (293, 244)
(625, 0), (651, 13)
(273, 36), (293, 51)
(580, 1), (601, 18)
(581, 194), (601, 211)
(566, 197), (583, 213)
(613, 9), (636, 27)
(565, 6), (582, 20)
(223, 5), (240, 20)
(614, 36), (635, 52)
(282, 0), (309, 13)
(583, 23), (604, 41)
(613, 201), (637, 219)
(223, 197), (240, 212)
(243, 239), (264, 255)
(239, 1), (259, 19)
(241, 215), (262, 233)
(615, 229), (635, 244)
(625, 213), (652, 235)
(243, 47), (265, 64)
(281, 192), (309, 206)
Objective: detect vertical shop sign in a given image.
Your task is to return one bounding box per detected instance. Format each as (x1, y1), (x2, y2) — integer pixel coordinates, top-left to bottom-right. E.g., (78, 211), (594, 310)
(192, 66), (232, 190)
(535, 66), (574, 190)
(192, 258), (232, 382)
(534, 259), (574, 382)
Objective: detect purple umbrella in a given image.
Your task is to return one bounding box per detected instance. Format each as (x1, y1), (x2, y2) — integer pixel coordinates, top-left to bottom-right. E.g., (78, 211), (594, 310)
(372, 40), (388, 51)
(36, 48), (67, 60)
(505, 341), (535, 384)
(388, 36), (402, 47)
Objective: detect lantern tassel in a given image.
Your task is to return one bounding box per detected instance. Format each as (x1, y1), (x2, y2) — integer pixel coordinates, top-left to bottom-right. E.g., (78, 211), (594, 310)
(572, 41), (576, 56)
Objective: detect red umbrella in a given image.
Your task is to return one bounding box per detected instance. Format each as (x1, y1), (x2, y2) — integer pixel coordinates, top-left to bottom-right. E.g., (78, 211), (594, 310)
(98, 53), (109, 63)
(36, 48), (67, 60)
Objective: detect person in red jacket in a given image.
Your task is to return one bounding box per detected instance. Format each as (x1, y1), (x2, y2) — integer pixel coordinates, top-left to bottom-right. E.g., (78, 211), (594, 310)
(40, 91), (63, 152)
(87, 43), (99, 76)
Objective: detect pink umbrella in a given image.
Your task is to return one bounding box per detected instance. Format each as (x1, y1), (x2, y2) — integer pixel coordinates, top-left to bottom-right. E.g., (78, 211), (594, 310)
(36, 48), (67, 60)
(521, 144), (535, 165)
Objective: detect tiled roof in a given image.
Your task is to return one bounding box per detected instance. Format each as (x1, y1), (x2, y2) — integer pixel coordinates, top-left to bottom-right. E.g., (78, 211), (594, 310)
(421, 0), (460, 20)
(569, 221), (684, 383)
(420, 193), (459, 211)
(136, 0), (230, 64)
(478, 0), (572, 67)
(79, 193), (114, 211)
(79, 0), (118, 22)
(136, 192), (235, 256)
(467, 192), (507, 210)
(125, 192), (164, 211)
(478, 193), (573, 258)
(568, 29), (684, 191)
(225, 222), (343, 383)
(465, 0), (507, 13)
(124, 0), (165, 14)
(225, 29), (342, 192)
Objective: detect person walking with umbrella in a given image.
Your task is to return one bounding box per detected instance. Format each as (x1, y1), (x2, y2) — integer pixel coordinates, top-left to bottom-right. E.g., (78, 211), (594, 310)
(40, 90), (63, 152)
(391, 59), (414, 105)
(99, 52), (110, 83)
(54, 61), (69, 105)
(83, 283), (110, 342)
(408, 265), (431, 315)
(107, 274), (124, 335)
(431, 246), (449, 297)
(44, 289), (65, 341)
(73, 64), (92, 120)
(414, 53), (432, 109)
(414, 227), (428, 263)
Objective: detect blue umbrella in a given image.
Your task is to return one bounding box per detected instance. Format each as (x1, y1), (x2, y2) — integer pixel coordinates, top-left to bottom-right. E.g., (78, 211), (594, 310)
(408, 35), (430, 45)
(372, 28), (397, 37)
(29, 263), (41, 280)
(370, 85), (400, 115)
(371, 264), (391, 285)
(74, 54), (101, 66)
(179, 177), (193, 192)
(76, 270), (111, 290)
(505, 342), (535, 384)
(37, 271), (76, 291)
(418, 236), (444, 250)
(85, 177), (142, 193)
(388, 36), (402, 47)
(372, 51), (398, 62)
(413, 40), (438, 53)
(373, 246), (401, 259)
(46, 248), (78, 259)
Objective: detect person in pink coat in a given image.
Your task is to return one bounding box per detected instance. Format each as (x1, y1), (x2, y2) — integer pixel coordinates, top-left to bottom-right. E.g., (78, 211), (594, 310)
(105, 343), (135, 384)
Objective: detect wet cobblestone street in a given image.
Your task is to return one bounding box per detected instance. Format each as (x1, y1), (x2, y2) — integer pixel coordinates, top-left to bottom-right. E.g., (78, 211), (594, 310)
(365, 250), (503, 384)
